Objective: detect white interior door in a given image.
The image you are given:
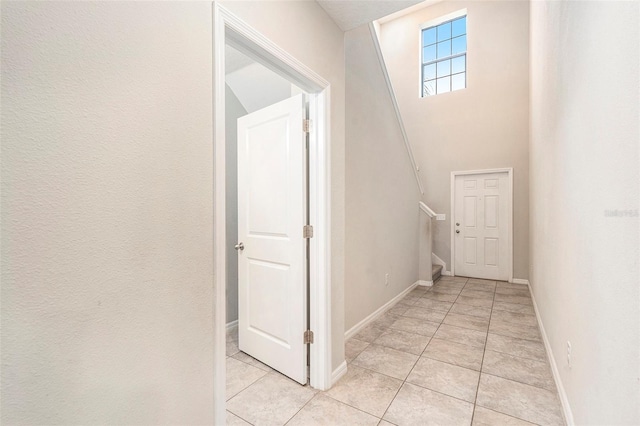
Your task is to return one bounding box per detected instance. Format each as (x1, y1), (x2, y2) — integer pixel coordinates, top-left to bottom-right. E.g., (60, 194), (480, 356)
(454, 171), (510, 281)
(236, 94), (307, 385)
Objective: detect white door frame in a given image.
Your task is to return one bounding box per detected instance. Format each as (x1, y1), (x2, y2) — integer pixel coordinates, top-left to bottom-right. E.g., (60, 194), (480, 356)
(450, 168), (513, 282)
(213, 3), (333, 423)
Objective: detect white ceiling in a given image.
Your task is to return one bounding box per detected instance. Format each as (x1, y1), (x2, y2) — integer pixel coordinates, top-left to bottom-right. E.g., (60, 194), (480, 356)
(316, 0), (423, 31)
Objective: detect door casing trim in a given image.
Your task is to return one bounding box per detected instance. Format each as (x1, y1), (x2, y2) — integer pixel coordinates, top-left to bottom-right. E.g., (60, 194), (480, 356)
(213, 3), (333, 424)
(449, 168), (513, 282)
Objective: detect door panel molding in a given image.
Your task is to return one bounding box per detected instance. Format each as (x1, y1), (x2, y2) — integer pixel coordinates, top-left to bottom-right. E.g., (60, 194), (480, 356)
(450, 168), (513, 282)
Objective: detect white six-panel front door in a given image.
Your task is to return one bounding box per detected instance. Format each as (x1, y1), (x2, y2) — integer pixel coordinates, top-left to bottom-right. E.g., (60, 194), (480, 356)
(237, 94), (307, 385)
(454, 172), (510, 281)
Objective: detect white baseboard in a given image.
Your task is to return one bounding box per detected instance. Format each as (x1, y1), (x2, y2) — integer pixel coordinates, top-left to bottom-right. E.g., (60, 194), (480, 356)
(529, 283), (574, 426)
(418, 280), (433, 287)
(331, 360), (348, 385)
(511, 278), (530, 285)
(226, 320), (238, 331)
(344, 281), (419, 340)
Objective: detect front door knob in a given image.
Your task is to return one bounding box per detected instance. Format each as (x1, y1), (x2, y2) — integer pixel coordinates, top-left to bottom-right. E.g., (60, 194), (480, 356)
(234, 242), (244, 251)
(456, 230), (460, 234)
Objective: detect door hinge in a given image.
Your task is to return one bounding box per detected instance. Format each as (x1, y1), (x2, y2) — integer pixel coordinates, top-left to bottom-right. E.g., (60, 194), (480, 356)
(303, 119), (311, 133)
(304, 330), (314, 344)
(303, 225), (314, 239)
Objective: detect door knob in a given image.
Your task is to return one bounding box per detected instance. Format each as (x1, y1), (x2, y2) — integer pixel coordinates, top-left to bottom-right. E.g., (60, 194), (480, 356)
(456, 230), (460, 234)
(234, 242), (244, 251)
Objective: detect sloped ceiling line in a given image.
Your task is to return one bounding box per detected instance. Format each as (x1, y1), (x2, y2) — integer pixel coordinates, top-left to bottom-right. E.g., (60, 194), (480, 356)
(316, 0), (423, 31)
(368, 22), (424, 195)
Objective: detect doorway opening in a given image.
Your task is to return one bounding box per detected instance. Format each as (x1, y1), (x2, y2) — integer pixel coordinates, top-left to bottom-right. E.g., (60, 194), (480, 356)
(213, 4), (333, 423)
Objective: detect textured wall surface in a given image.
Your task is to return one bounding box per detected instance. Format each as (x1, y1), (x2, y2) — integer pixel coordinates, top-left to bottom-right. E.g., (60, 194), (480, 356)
(220, 0), (347, 370)
(529, 1), (640, 423)
(379, 1), (530, 278)
(344, 25), (421, 331)
(1, 2), (215, 423)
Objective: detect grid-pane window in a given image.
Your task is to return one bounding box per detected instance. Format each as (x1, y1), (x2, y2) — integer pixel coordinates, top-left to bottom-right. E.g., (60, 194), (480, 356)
(422, 15), (466, 96)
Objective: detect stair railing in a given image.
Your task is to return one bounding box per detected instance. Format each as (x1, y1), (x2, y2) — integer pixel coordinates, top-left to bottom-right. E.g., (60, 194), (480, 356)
(419, 202), (437, 286)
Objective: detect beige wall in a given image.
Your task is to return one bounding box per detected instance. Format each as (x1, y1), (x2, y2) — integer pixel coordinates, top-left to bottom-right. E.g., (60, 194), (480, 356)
(344, 25), (422, 331)
(1, 0), (347, 422)
(379, 1), (530, 279)
(1, 2), (344, 424)
(530, 1), (640, 423)
(220, 0), (347, 371)
(1, 2), (215, 423)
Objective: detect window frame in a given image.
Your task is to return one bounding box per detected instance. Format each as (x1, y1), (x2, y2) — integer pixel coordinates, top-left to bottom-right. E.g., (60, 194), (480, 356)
(419, 9), (467, 98)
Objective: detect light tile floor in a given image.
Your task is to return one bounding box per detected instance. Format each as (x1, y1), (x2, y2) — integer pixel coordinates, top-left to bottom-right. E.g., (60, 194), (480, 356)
(226, 276), (565, 426)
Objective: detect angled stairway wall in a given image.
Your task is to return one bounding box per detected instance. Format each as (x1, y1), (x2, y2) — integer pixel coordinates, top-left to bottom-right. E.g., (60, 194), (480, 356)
(344, 24), (422, 331)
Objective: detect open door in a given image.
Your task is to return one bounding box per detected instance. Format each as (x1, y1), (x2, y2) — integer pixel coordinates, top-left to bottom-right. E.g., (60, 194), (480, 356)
(236, 94), (308, 385)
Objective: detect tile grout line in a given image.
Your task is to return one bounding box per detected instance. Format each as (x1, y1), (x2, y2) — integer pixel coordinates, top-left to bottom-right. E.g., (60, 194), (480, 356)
(229, 280), (541, 426)
(427, 278), (467, 351)
(479, 371), (559, 394)
(346, 279), (499, 424)
(481, 325), (543, 343)
(474, 405), (541, 425)
(386, 279), (495, 421)
(228, 409), (255, 426)
(471, 281), (558, 425)
(377, 278), (474, 422)
(348, 285), (435, 423)
(394, 286), (436, 413)
(320, 389), (389, 422)
(377, 283), (444, 423)
(424, 278), (491, 356)
(470, 279), (498, 426)
(418, 340), (482, 372)
(480, 344), (548, 363)
(350, 282), (550, 424)
(226, 368), (270, 402)
(428, 277), (489, 418)
(282, 392), (321, 426)
(348, 280), (556, 426)
(231, 352), (273, 372)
